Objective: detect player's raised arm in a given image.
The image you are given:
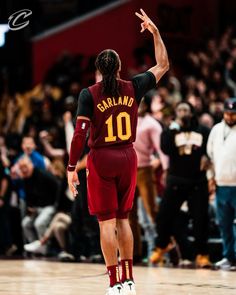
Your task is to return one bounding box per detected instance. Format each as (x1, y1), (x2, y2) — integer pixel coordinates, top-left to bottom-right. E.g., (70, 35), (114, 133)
(135, 8), (169, 83)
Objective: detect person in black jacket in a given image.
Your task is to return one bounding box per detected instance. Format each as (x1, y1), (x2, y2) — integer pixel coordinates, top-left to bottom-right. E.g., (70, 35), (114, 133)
(150, 101), (211, 268)
(19, 156), (59, 245)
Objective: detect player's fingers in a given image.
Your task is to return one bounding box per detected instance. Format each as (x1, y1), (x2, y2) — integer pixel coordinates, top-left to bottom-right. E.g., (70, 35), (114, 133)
(73, 175), (80, 185)
(69, 184), (76, 196)
(141, 22), (148, 32)
(135, 12), (145, 21)
(140, 23), (145, 32)
(73, 179), (80, 187)
(73, 188), (78, 198)
(140, 8), (148, 18)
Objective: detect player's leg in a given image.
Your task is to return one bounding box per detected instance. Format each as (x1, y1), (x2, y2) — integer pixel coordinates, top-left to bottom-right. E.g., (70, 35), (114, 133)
(117, 218), (134, 283)
(86, 150), (123, 294)
(99, 218), (121, 288)
(97, 215), (125, 295)
(116, 147), (137, 294)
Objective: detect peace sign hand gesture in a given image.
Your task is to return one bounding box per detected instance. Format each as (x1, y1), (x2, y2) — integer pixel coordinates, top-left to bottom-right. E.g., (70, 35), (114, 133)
(135, 8), (158, 34)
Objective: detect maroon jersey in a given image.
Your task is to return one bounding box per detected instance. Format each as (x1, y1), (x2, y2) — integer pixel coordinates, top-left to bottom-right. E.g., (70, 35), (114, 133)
(75, 71), (156, 219)
(88, 80), (138, 148)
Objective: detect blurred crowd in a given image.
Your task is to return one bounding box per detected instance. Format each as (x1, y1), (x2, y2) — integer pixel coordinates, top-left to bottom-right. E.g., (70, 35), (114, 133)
(0, 27), (236, 269)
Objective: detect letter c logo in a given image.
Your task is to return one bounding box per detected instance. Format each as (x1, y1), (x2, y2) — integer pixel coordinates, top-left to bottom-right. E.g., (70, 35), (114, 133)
(8, 9), (32, 31)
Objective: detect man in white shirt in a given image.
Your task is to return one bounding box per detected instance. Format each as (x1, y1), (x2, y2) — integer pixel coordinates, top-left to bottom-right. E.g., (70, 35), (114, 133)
(207, 98), (236, 271)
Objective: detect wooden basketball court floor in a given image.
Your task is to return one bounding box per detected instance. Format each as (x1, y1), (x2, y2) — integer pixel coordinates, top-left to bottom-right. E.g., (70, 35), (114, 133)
(0, 260), (235, 295)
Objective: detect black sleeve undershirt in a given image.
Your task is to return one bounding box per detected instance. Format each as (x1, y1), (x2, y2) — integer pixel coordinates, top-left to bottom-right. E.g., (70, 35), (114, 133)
(76, 71), (156, 118)
(76, 88), (93, 119)
(131, 71), (157, 105)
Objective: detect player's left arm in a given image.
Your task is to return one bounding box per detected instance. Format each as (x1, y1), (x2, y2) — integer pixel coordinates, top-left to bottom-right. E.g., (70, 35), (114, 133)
(67, 89), (93, 197)
(135, 9), (169, 83)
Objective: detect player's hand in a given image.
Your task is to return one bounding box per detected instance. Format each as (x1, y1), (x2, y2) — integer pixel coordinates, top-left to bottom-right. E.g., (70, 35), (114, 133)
(135, 8), (158, 34)
(67, 170), (80, 197)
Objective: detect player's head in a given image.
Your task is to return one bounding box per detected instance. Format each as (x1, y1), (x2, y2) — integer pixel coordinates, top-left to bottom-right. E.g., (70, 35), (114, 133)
(95, 49), (121, 97)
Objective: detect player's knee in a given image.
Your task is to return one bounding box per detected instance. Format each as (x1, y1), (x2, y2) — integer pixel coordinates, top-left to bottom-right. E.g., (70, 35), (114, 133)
(99, 217), (117, 233)
(117, 218), (128, 225)
(116, 218), (130, 232)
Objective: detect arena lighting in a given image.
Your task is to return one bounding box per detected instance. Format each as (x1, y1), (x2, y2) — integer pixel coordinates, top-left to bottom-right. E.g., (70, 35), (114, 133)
(0, 24), (9, 47)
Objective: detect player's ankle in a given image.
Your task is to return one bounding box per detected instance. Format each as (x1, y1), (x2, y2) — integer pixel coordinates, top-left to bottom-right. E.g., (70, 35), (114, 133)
(107, 265), (121, 287)
(121, 259), (133, 282)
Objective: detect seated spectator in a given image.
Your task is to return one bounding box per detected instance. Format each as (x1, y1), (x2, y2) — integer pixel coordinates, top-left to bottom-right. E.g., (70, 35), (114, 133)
(24, 157), (74, 260)
(11, 135), (46, 176)
(11, 136), (47, 217)
(24, 212), (74, 261)
(18, 157), (59, 244)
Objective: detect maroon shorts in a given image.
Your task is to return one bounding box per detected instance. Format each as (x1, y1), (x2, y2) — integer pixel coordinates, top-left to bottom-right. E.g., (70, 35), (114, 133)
(86, 146), (137, 221)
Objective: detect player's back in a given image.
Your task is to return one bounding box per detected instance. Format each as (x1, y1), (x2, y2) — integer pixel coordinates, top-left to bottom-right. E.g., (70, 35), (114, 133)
(88, 79), (138, 149)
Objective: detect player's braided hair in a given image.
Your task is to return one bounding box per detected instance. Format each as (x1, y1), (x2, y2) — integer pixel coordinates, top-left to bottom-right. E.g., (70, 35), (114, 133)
(95, 49), (120, 97)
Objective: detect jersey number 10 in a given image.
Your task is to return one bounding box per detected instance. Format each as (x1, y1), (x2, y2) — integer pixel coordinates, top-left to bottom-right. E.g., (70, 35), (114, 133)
(105, 112), (131, 142)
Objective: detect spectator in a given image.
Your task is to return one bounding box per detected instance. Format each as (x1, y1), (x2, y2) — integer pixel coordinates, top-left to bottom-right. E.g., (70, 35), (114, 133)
(150, 101), (211, 268)
(207, 98), (236, 271)
(131, 93), (169, 261)
(18, 136), (46, 169)
(10, 136), (47, 217)
(24, 212), (74, 260)
(19, 157), (59, 245)
(199, 113), (214, 129)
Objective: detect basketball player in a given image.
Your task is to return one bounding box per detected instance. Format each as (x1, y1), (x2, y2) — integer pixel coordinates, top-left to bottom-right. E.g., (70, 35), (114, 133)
(67, 9), (169, 295)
